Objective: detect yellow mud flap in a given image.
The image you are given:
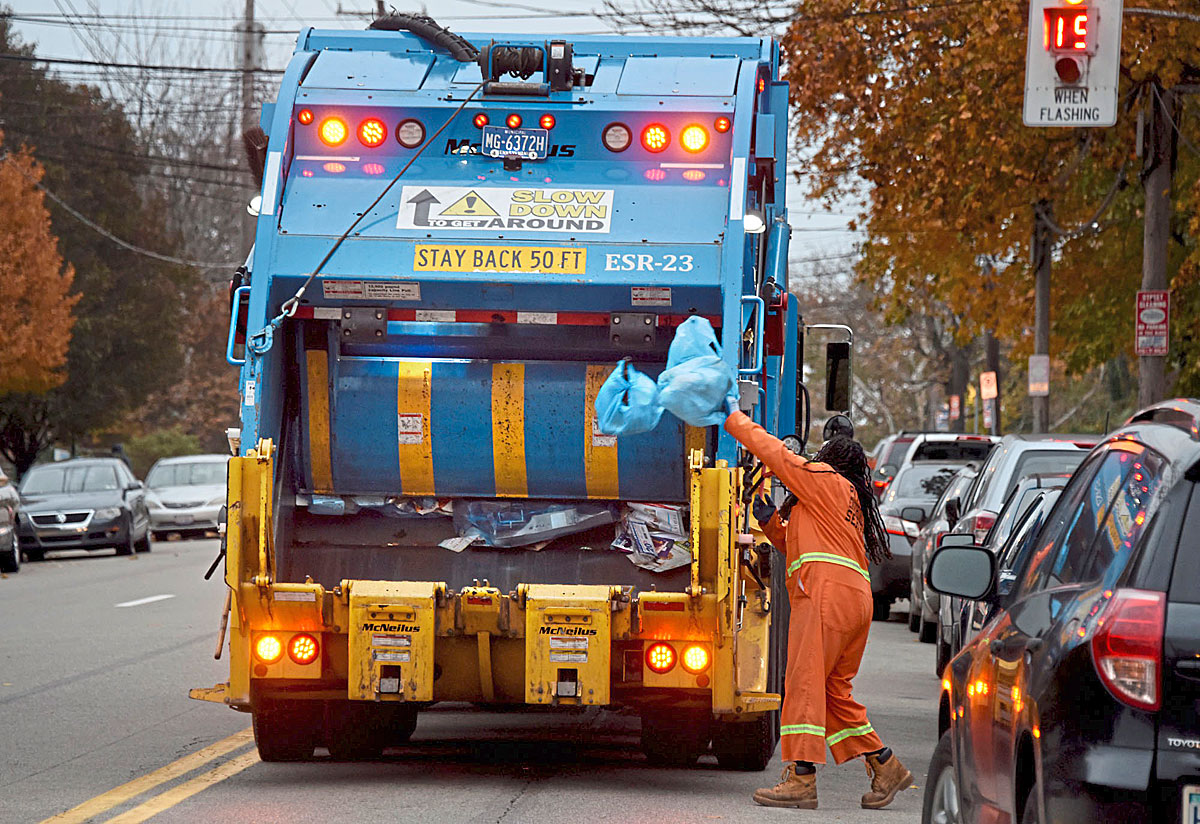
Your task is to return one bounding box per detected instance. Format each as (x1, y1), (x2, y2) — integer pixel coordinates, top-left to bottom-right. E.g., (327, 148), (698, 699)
(189, 683), (230, 704)
(522, 584), (616, 706)
(347, 580), (444, 701)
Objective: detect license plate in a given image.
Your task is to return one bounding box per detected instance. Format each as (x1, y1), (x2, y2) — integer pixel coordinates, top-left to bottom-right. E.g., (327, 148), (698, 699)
(481, 126), (549, 160)
(173, 514), (194, 525)
(1184, 784), (1200, 824)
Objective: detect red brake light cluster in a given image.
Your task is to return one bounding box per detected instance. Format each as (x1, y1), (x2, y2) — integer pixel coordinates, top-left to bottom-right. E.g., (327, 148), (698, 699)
(310, 114), (427, 150)
(641, 124), (670, 152)
(255, 632), (321, 666)
(971, 513), (997, 545)
(644, 642), (710, 675)
(1091, 589), (1165, 711)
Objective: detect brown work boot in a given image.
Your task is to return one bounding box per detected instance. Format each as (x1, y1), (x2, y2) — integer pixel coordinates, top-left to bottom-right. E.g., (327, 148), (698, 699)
(752, 764), (818, 809)
(861, 751), (914, 809)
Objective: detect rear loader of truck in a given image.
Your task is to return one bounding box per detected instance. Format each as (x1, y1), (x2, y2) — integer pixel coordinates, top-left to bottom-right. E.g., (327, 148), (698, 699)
(192, 17), (811, 769)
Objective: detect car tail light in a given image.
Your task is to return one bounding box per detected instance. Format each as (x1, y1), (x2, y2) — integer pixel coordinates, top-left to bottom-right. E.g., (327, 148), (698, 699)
(506, 113), (522, 129)
(646, 642), (676, 674)
(473, 113), (489, 129)
(680, 124), (709, 153)
(884, 515), (907, 536)
(288, 634), (320, 665)
(297, 108), (314, 125)
(641, 124), (670, 153)
(1090, 589), (1165, 711)
(255, 634), (283, 663)
(603, 122), (632, 152)
(714, 115), (731, 133)
(972, 513), (997, 545)
(318, 117), (348, 147)
(903, 519), (921, 539)
(395, 119), (425, 148)
(539, 113), (555, 130)
(681, 645), (710, 673)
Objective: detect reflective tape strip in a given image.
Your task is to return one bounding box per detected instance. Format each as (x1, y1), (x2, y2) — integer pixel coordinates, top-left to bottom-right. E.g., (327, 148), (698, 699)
(826, 723), (876, 746)
(289, 306), (722, 328)
(787, 552), (871, 583)
(780, 724), (826, 737)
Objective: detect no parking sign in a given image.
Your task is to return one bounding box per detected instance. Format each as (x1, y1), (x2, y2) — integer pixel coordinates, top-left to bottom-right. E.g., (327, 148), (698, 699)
(1136, 290), (1169, 357)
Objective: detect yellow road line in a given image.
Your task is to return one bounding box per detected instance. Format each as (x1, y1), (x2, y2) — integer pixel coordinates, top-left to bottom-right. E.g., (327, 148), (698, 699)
(105, 750), (261, 824)
(40, 728), (253, 824)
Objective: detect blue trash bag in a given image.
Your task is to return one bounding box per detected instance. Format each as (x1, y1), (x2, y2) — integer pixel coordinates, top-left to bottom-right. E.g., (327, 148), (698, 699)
(657, 317), (736, 427)
(594, 359), (664, 435)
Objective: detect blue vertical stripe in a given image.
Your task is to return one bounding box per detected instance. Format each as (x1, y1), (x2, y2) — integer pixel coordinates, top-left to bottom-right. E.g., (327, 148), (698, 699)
(430, 360), (495, 497)
(332, 359), (401, 493)
(524, 362), (587, 499)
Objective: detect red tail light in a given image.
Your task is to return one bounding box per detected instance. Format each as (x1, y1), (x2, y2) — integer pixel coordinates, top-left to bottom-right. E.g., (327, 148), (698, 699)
(1090, 589), (1165, 711)
(645, 643), (676, 674)
(972, 512), (997, 545)
(641, 124), (670, 153)
(506, 113), (523, 129)
(539, 114), (555, 130)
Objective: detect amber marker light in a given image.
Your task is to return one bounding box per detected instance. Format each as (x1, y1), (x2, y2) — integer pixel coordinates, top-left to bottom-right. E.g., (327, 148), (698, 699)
(473, 113), (489, 129)
(645, 642), (676, 674)
(297, 108), (314, 125)
(289, 634), (320, 665)
(714, 115), (731, 133)
(681, 645), (710, 673)
(680, 124), (709, 153)
(255, 634), (283, 663)
(539, 114), (555, 130)
(318, 116), (348, 147)
(641, 124), (669, 153)
(506, 113), (523, 129)
(358, 118), (387, 148)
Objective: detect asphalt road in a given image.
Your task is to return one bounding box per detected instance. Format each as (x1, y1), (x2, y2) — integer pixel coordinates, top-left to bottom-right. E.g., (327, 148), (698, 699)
(0, 538), (938, 823)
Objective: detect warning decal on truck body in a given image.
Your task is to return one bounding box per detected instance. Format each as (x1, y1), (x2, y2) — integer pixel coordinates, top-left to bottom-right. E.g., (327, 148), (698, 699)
(414, 244), (586, 274)
(397, 186), (613, 233)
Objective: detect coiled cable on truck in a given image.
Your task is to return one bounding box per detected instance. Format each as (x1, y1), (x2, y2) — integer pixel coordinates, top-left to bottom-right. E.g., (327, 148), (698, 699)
(368, 13), (479, 62)
(485, 45), (543, 80)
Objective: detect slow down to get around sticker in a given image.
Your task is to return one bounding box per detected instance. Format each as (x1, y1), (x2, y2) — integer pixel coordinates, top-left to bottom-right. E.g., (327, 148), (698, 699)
(397, 186), (613, 233)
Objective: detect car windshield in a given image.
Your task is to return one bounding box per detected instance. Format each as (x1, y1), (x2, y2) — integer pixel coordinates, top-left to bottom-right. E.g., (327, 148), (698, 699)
(21, 464), (120, 494)
(146, 461), (226, 488)
(1009, 450), (1086, 486)
(891, 464), (960, 500)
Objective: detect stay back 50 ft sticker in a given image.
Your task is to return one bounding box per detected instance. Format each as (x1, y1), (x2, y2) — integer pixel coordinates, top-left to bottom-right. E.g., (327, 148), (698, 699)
(396, 186), (613, 234)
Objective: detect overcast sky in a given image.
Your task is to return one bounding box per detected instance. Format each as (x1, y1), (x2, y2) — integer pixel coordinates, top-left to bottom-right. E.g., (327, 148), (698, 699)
(7, 0), (858, 265)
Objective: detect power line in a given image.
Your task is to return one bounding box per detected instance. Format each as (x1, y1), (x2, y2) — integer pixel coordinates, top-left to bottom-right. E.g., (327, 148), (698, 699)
(0, 52), (283, 75)
(1, 152), (239, 270)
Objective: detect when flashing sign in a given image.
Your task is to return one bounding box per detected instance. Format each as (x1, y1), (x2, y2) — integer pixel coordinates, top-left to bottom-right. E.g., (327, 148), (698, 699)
(1024, 0), (1123, 127)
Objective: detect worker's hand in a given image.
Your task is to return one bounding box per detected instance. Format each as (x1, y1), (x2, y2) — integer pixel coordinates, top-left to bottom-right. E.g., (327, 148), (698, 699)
(752, 494), (776, 525)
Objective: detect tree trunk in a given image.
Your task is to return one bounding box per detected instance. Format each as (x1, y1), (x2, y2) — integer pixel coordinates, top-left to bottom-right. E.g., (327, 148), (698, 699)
(946, 345), (970, 433)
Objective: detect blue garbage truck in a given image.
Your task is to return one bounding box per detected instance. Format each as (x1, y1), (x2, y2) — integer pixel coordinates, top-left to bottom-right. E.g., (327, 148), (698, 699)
(191, 14), (846, 769)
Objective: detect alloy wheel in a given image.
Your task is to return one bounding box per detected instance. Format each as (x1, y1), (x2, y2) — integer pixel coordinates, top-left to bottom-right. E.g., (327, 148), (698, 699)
(928, 764), (961, 824)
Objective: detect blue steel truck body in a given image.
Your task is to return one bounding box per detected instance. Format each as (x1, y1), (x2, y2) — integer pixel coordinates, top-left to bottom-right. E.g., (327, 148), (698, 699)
(197, 18), (805, 769)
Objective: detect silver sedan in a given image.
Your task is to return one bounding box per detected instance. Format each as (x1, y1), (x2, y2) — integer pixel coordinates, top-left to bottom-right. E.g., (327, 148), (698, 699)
(144, 455), (228, 539)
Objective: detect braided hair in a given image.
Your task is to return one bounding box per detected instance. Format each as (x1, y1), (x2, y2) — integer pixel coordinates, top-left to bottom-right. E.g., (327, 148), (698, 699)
(814, 435), (892, 565)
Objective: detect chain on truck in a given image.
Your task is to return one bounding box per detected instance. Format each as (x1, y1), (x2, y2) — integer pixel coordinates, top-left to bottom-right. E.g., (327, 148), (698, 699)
(191, 14), (854, 768)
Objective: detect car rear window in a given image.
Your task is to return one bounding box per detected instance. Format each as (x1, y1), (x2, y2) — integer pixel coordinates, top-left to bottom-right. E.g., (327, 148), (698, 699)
(879, 437), (914, 470)
(892, 464), (959, 500)
(147, 461), (226, 488)
(910, 439), (994, 462)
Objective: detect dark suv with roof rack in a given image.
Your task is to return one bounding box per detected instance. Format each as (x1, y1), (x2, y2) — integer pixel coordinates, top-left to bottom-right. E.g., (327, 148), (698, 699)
(921, 400), (1200, 824)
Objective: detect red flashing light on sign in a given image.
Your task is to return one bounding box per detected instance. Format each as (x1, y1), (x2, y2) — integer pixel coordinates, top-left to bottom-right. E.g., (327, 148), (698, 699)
(1044, 7), (1090, 54)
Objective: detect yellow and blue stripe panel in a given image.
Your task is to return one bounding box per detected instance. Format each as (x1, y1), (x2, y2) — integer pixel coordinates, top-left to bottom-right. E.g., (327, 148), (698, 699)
(301, 357), (686, 501)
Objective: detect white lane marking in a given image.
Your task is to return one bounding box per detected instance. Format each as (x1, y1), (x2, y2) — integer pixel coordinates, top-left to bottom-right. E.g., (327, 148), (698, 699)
(115, 594), (176, 608)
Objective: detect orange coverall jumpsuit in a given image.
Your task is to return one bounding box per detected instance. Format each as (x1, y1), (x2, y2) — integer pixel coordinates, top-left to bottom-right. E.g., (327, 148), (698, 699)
(726, 411), (885, 765)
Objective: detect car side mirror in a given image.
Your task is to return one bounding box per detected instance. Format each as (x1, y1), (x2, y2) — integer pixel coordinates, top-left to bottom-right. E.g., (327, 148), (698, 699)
(945, 497), (960, 526)
(900, 506), (926, 525)
(927, 544), (995, 600)
(125, 482), (142, 492)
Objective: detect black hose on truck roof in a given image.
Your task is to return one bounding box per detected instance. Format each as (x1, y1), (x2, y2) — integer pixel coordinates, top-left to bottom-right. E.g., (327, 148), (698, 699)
(368, 13), (480, 62)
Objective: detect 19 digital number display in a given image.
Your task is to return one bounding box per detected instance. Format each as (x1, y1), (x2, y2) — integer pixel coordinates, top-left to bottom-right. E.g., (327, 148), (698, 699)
(1044, 7), (1090, 53)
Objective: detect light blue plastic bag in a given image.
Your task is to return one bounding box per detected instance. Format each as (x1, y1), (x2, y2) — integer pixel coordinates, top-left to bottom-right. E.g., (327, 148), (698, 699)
(594, 360), (664, 435)
(656, 317), (736, 427)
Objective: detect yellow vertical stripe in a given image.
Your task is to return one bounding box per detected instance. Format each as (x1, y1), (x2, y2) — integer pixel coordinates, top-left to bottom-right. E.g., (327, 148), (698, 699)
(584, 364), (620, 499)
(491, 363), (528, 497)
(305, 349), (333, 493)
(397, 360), (435, 495)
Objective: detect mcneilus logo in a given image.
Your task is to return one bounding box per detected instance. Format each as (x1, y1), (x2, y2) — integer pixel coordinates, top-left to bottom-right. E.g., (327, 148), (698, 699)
(361, 623), (420, 633)
(539, 625), (597, 636)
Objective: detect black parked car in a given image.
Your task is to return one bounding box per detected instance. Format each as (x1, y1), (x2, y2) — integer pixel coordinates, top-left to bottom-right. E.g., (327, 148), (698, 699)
(922, 400), (1200, 824)
(17, 458), (150, 560)
(0, 465), (20, 573)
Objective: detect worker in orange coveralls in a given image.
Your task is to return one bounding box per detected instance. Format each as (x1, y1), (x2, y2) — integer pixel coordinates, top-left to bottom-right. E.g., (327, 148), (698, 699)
(726, 408), (913, 811)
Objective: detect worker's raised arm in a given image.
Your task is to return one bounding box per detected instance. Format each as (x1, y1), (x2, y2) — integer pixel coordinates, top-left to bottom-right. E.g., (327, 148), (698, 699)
(724, 410), (838, 499)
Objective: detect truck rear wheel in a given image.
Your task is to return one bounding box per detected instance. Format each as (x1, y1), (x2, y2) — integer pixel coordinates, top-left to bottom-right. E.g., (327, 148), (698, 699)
(641, 709), (710, 767)
(712, 712), (776, 771)
(252, 701), (320, 762)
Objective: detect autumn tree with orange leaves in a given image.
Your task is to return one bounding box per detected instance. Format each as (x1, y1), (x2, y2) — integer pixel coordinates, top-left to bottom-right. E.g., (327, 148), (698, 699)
(0, 135), (77, 395)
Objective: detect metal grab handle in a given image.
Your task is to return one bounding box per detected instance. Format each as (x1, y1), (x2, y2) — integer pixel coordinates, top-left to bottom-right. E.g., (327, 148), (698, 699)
(226, 286), (251, 366)
(739, 295), (765, 376)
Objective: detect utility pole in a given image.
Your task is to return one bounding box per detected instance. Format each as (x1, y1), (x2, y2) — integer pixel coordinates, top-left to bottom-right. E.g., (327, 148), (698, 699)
(1139, 83), (1175, 408)
(240, 0), (262, 252)
(1031, 201), (1053, 433)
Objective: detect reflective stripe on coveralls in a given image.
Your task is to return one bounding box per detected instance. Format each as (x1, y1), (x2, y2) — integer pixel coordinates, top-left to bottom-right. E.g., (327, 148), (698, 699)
(786, 552), (871, 583)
